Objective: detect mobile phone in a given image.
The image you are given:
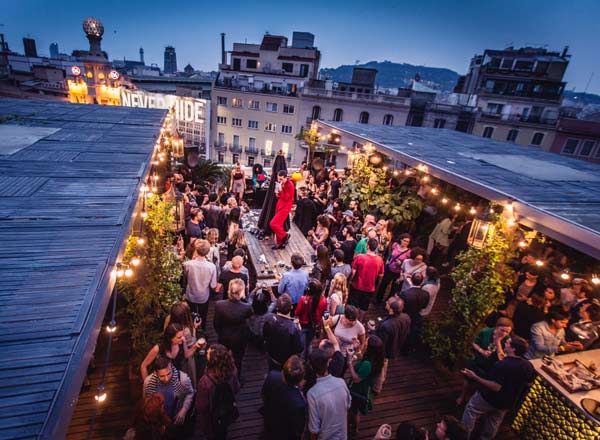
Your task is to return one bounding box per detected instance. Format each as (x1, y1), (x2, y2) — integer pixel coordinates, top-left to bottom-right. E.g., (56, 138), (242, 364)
(323, 311), (330, 320)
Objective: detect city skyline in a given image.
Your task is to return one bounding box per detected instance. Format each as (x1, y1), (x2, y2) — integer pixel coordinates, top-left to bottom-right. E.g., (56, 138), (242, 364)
(3, 0), (600, 94)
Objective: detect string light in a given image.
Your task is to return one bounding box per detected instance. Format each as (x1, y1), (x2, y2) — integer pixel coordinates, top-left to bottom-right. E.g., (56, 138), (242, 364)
(560, 272), (570, 281)
(430, 187), (438, 195)
(382, 166), (388, 172)
(393, 170), (399, 176)
(422, 176), (430, 183)
(507, 218), (516, 227)
(116, 267), (125, 278)
(141, 210), (148, 219)
(469, 207), (477, 215)
(106, 320), (117, 333)
(535, 260), (544, 267)
(489, 208), (495, 214)
(124, 268), (133, 278)
(404, 169), (411, 176)
(131, 257), (140, 267)
(441, 197), (448, 204)
(592, 275), (600, 285)
(136, 237), (145, 246)
(94, 385), (107, 403)
(518, 240), (528, 248)
(454, 204), (461, 212)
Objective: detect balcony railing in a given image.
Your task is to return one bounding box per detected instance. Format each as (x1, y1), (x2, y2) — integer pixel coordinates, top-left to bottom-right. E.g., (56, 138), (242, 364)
(214, 142), (228, 151)
(301, 87), (410, 106)
(230, 144), (243, 153)
(260, 149), (275, 157)
(214, 79), (298, 97)
(479, 111), (558, 126)
(245, 146), (259, 155)
(480, 89), (562, 102)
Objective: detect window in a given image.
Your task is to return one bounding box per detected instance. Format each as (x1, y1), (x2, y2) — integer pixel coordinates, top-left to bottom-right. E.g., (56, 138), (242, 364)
(232, 59), (240, 71)
(232, 153), (239, 164)
(281, 125), (293, 134)
(300, 64), (309, 77)
(485, 80), (495, 91)
(263, 158), (272, 167)
(217, 96), (227, 106)
(383, 114), (394, 126)
(333, 108), (343, 122)
(501, 58), (514, 69)
(217, 116), (227, 124)
(232, 98), (243, 108)
(248, 100), (260, 110)
(283, 104), (295, 114)
(531, 132), (545, 146)
(265, 140), (273, 156)
(507, 129), (519, 142)
(434, 118), (446, 129)
(562, 139), (579, 154)
(486, 103), (504, 115)
(218, 132), (225, 145)
(311, 106), (321, 120)
(249, 137), (256, 149)
(246, 59), (257, 69)
(233, 135), (240, 148)
(580, 140), (595, 156)
(265, 122), (276, 132)
(247, 156), (255, 166)
(282, 142), (289, 156)
(218, 151), (225, 162)
(515, 60), (534, 71)
(232, 118), (242, 127)
(359, 111), (369, 124)
(282, 63), (294, 73)
(266, 102), (277, 112)
(248, 120), (259, 130)
(482, 126), (494, 138)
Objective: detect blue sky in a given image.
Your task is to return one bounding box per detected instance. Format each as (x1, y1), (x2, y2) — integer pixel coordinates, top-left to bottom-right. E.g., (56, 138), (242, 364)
(3, 0), (600, 94)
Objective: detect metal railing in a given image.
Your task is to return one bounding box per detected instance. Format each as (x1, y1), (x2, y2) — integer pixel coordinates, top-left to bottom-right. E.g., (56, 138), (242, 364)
(245, 146), (259, 154)
(301, 87), (410, 106)
(213, 142), (228, 151)
(214, 80), (298, 97)
(479, 111), (558, 126)
(230, 144), (243, 153)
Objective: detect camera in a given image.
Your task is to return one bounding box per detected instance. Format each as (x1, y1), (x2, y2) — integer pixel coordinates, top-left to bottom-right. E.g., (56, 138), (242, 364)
(192, 312), (201, 323)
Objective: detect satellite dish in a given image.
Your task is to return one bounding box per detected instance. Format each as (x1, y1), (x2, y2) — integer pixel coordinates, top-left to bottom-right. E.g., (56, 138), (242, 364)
(311, 157), (324, 171)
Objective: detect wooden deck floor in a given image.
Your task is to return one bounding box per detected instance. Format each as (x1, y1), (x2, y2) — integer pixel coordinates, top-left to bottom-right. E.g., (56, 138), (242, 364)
(67, 278), (517, 440)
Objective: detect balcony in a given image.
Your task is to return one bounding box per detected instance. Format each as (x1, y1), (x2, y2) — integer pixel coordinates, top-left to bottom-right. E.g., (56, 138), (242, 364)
(230, 144), (243, 154)
(214, 142), (228, 151)
(214, 79), (298, 97)
(245, 146), (259, 155)
(479, 88), (562, 103)
(260, 149), (275, 157)
(301, 87), (410, 107)
(479, 112), (558, 126)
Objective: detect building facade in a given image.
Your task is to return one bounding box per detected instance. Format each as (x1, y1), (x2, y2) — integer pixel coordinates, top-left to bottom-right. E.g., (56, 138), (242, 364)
(453, 46), (570, 150)
(550, 118), (600, 163)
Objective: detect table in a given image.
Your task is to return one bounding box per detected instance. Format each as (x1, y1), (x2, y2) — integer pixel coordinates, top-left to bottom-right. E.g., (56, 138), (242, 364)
(512, 349), (600, 439)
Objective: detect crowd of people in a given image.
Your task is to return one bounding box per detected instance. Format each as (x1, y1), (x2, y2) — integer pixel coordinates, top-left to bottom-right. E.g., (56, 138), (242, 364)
(125, 162), (599, 440)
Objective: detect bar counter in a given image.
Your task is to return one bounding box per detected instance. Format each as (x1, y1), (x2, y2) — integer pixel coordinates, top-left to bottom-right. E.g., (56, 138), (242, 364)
(513, 349), (600, 439)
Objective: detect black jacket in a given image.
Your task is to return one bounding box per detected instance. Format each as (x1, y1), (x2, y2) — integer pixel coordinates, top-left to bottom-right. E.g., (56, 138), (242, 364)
(376, 313), (411, 359)
(214, 299), (253, 348)
(263, 314), (303, 366)
(401, 287), (430, 319)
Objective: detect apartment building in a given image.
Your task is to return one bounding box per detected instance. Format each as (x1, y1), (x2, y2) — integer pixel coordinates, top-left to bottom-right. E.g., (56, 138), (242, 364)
(453, 46), (570, 150)
(550, 118), (600, 163)
(211, 32), (319, 166)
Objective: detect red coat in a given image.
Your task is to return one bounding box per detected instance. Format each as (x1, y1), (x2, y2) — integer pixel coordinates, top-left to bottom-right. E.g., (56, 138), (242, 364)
(276, 179), (295, 212)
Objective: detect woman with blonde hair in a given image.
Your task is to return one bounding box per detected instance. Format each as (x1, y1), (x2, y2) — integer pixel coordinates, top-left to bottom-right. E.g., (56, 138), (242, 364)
(328, 272), (349, 316)
(227, 228), (248, 261)
(205, 228), (221, 274)
(230, 164), (246, 204)
(214, 279), (253, 376)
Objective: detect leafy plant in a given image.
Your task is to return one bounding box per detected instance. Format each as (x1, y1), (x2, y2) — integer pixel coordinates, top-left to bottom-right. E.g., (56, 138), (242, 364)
(295, 125), (319, 167)
(190, 158), (229, 184)
(423, 216), (515, 369)
(343, 154), (423, 225)
(120, 195), (183, 369)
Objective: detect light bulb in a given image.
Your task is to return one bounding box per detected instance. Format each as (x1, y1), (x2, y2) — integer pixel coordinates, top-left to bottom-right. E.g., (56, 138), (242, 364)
(404, 169), (411, 176)
(430, 188), (438, 195)
(393, 170), (399, 176)
(454, 204), (461, 211)
(422, 176), (430, 183)
(153, 160), (159, 166)
(116, 269), (124, 278)
(535, 260), (544, 267)
(106, 321), (117, 333)
(382, 166), (388, 171)
(124, 268), (133, 278)
(489, 208), (495, 214)
(141, 211), (148, 218)
(131, 257), (140, 266)
(469, 207), (477, 215)
(507, 219), (516, 227)
(137, 237), (145, 246)
(504, 202), (513, 210)
(591, 275), (600, 285)
(441, 198), (448, 204)
(518, 240), (528, 248)
(153, 175), (159, 181)
(95, 386), (107, 402)
(560, 272), (570, 280)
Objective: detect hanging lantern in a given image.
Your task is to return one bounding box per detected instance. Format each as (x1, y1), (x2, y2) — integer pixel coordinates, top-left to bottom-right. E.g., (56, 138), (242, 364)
(467, 216), (494, 249)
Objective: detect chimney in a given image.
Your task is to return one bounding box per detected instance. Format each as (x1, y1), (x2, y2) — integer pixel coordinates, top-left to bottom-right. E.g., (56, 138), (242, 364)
(221, 33), (226, 65)
(561, 46), (569, 58)
(139, 47), (144, 64)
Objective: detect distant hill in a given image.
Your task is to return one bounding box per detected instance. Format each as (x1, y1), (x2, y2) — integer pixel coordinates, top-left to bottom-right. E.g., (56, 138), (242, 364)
(319, 60), (461, 91)
(563, 90), (600, 106)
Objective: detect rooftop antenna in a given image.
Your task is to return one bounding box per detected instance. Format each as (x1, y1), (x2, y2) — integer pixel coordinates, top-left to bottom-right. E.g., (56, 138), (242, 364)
(583, 72), (594, 94)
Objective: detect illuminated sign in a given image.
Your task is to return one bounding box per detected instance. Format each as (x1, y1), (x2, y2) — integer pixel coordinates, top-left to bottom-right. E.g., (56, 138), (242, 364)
(71, 65), (81, 76)
(120, 89), (207, 123)
(109, 70), (120, 80)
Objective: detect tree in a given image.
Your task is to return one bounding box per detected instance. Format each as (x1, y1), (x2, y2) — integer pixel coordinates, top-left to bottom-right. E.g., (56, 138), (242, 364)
(295, 125), (320, 167)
